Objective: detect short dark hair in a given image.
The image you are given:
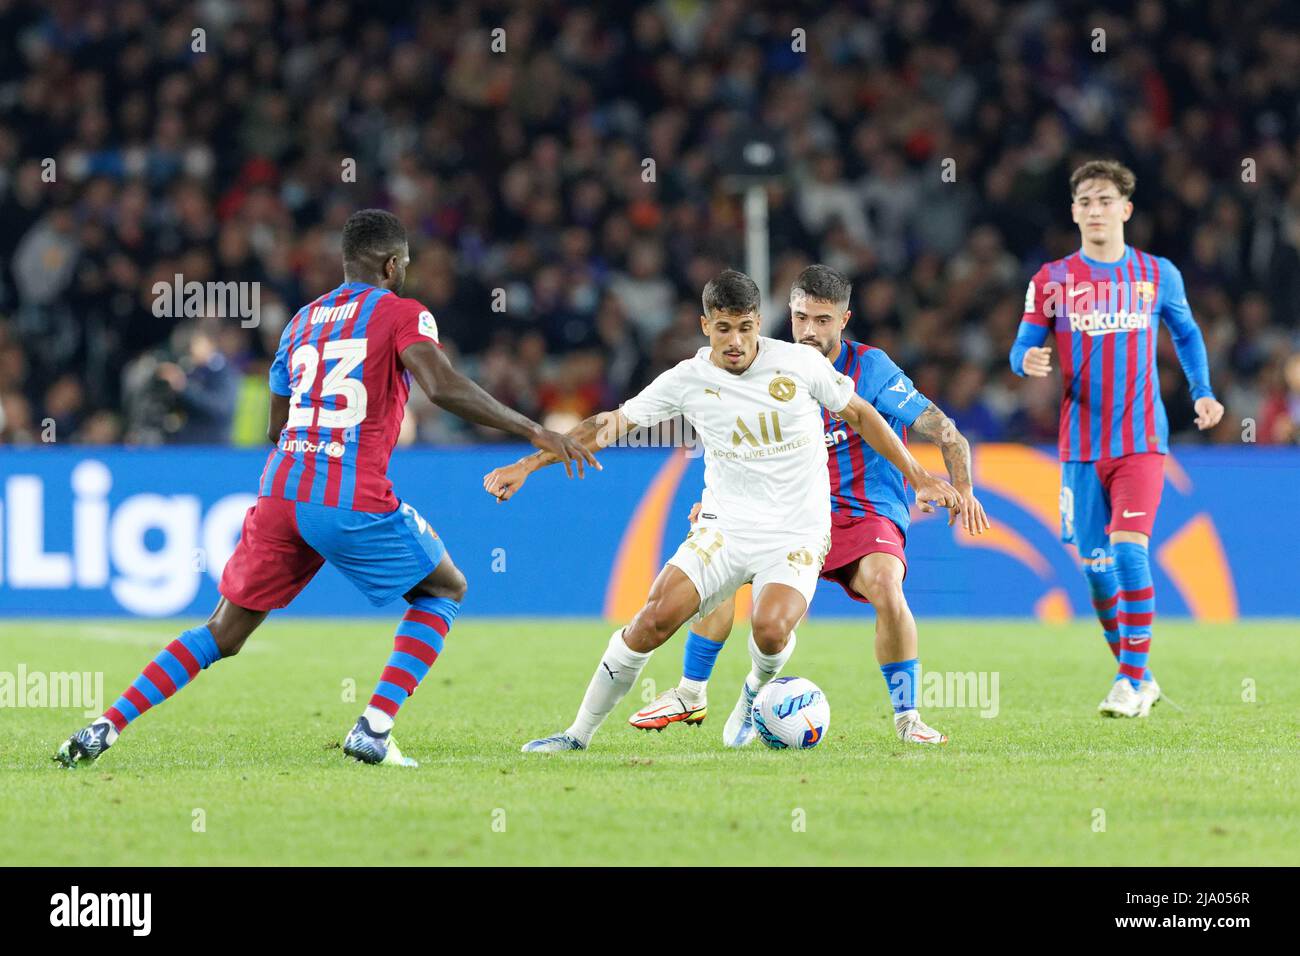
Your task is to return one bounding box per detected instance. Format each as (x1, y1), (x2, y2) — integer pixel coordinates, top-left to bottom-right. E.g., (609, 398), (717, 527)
(702, 270), (761, 316)
(792, 264), (851, 309)
(342, 208), (407, 268)
(1070, 160), (1136, 199)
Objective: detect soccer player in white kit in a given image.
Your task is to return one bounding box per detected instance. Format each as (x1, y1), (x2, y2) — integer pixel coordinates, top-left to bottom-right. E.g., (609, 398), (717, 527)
(483, 271), (959, 752)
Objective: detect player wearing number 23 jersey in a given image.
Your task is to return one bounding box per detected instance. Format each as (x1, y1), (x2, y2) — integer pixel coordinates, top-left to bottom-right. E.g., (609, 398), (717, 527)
(222, 281), (448, 609)
(258, 282), (439, 512)
(57, 209), (594, 770)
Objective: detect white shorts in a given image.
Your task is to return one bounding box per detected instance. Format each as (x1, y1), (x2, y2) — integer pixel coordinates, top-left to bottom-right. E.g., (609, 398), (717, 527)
(665, 521), (832, 622)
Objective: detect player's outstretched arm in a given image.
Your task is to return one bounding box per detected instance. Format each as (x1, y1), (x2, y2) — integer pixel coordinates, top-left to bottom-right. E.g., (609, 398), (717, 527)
(400, 340), (597, 477)
(483, 409), (633, 502)
(836, 394), (960, 513)
(909, 403), (990, 535)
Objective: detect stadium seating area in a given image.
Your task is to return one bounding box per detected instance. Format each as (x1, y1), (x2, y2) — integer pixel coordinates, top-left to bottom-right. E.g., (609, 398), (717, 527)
(1, 0), (1298, 447)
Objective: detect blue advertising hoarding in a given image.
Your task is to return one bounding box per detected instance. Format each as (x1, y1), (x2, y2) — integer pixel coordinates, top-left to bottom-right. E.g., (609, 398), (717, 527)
(0, 445), (1294, 619)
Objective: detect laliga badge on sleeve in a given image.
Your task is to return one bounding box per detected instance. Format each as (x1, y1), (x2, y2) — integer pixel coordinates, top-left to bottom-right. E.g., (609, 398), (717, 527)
(418, 310), (439, 342)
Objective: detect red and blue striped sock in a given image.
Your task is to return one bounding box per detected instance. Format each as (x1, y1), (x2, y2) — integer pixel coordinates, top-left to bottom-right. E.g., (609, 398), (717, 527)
(1114, 541), (1155, 690)
(103, 625), (222, 732)
(364, 596), (459, 729)
(1084, 559), (1122, 662)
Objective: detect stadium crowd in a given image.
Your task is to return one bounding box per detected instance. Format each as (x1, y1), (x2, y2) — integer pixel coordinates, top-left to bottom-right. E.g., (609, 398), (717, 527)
(1, 0), (1299, 449)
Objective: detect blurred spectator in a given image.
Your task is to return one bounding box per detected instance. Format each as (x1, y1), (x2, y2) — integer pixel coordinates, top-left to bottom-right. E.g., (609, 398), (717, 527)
(944, 364), (1005, 442)
(122, 323), (239, 444)
(1258, 353), (1300, 445)
(0, 0), (1297, 450)
(42, 373), (84, 439)
(75, 410), (124, 444)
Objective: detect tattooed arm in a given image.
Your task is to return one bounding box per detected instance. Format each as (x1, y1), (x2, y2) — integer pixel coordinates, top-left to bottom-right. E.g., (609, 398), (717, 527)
(908, 403), (990, 535)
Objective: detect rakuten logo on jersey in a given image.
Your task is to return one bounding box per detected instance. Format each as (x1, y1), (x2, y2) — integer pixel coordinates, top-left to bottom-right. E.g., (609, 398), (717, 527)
(1068, 312), (1151, 335)
(280, 437), (346, 458)
(825, 428), (848, 447)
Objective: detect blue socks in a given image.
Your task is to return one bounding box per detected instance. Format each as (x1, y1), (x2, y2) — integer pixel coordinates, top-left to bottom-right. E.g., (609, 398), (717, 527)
(880, 658), (919, 714)
(682, 630), (725, 682)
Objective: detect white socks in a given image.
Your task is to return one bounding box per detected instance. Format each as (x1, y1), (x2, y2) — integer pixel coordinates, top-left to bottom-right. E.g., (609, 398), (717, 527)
(677, 677), (708, 703)
(363, 706), (394, 735)
(745, 630), (796, 692)
(566, 629), (653, 746)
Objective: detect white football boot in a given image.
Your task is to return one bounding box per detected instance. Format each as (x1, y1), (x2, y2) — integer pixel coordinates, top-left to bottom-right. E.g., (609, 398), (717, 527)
(628, 688), (707, 731)
(1137, 677), (1161, 717)
(895, 710), (948, 744)
(722, 680), (759, 748)
(521, 733), (586, 753)
(1098, 679), (1144, 718)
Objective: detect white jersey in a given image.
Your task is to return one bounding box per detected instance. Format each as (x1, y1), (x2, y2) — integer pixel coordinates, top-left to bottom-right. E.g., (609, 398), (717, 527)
(622, 337), (856, 533)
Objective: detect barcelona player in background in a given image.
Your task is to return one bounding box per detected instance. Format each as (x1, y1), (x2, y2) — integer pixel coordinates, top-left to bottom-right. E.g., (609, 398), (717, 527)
(55, 209), (595, 769)
(1011, 160), (1224, 718)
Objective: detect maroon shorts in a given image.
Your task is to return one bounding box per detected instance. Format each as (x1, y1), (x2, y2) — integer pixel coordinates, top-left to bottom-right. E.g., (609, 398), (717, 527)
(818, 512), (908, 604)
(1096, 452), (1164, 538)
(219, 497), (324, 611)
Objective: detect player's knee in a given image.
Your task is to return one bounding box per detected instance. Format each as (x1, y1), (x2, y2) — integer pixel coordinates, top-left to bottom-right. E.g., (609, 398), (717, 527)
(859, 567), (904, 607)
(629, 602), (677, 648)
(204, 599), (266, 659)
(413, 565), (468, 603)
(438, 568), (468, 603)
(750, 618), (791, 655)
(210, 629), (247, 658)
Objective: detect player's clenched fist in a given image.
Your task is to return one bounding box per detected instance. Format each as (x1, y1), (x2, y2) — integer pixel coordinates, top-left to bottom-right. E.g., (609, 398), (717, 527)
(1194, 396), (1224, 431)
(483, 461), (532, 502)
(1021, 345), (1053, 377)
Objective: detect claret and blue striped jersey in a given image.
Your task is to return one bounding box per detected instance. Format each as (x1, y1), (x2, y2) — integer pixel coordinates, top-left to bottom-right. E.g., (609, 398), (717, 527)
(259, 280), (442, 512)
(1011, 246), (1214, 462)
(822, 338), (932, 533)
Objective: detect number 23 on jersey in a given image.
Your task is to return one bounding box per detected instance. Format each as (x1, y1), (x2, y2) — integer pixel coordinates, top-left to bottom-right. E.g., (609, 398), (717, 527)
(287, 338), (368, 430)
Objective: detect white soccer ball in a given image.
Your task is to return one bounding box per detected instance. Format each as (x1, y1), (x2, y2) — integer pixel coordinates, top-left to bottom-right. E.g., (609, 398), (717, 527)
(752, 676), (830, 750)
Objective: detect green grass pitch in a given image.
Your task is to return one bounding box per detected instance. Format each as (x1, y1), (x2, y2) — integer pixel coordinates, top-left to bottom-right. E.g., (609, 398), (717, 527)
(2, 618), (1297, 866)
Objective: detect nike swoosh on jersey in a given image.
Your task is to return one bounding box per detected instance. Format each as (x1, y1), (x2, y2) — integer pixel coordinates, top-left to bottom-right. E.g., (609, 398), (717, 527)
(1121, 510), (1146, 518)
